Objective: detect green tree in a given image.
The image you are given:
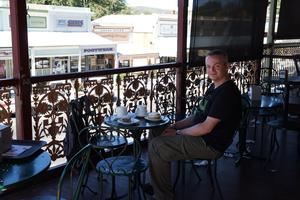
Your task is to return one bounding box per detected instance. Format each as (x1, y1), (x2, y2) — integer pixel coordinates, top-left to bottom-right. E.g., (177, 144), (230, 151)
(27, 0), (129, 19)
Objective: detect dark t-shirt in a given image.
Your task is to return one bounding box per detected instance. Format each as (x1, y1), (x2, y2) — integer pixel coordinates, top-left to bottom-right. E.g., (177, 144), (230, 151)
(194, 80), (242, 152)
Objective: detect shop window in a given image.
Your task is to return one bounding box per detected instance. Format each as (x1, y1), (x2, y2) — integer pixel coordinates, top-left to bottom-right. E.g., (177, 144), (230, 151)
(81, 57), (86, 71)
(160, 56), (176, 63)
(53, 57), (67, 74)
(70, 56), (78, 72)
(108, 59), (113, 68)
(121, 60), (130, 67)
(35, 58), (50, 69)
(0, 60), (6, 78)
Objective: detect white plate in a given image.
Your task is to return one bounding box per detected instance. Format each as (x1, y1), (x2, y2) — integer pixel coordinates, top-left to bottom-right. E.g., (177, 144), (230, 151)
(117, 118), (140, 125)
(145, 116), (162, 122)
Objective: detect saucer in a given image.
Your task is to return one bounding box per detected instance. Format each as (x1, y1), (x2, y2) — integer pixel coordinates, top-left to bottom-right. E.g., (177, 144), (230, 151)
(117, 118), (140, 125)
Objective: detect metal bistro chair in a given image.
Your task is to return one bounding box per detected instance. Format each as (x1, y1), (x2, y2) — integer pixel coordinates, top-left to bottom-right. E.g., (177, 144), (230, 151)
(71, 95), (127, 159)
(248, 80), (285, 149)
(57, 144), (93, 200)
(79, 125), (148, 200)
(247, 91), (285, 158)
(173, 95), (223, 199)
(234, 94), (251, 165)
(30, 144), (93, 200)
(266, 98), (300, 170)
(173, 95), (250, 200)
(70, 96), (127, 197)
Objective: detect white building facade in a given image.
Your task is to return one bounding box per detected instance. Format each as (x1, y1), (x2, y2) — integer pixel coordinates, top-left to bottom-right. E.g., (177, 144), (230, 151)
(0, 2), (117, 78)
(92, 14), (178, 67)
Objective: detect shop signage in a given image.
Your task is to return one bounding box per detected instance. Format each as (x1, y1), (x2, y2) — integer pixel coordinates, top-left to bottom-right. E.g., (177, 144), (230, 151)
(57, 19), (67, 27)
(68, 20), (83, 27)
(81, 47), (115, 55)
(56, 19), (84, 27)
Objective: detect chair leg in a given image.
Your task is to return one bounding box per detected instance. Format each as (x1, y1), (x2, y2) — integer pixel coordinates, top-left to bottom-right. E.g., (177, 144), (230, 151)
(173, 160), (181, 191)
(208, 160), (224, 200)
(99, 173), (104, 200)
(207, 160), (215, 193)
(128, 177), (132, 200)
(191, 160), (202, 182)
(274, 131), (280, 149)
(264, 126), (279, 172)
(260, 117), (266, 156)
(253, 115), (258, 141)
(111, 175), (117, 199)
(138, 174), (147, 200)
(82, 170), (97, 195)
(173, 160), (202, 192)
(265, 127), (276, 166)
(182, 161), (186, 185)
(213, 161), (224, 200)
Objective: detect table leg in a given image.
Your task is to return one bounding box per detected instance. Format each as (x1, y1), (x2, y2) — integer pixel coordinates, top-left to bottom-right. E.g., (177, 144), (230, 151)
(130, 130), (142, 158)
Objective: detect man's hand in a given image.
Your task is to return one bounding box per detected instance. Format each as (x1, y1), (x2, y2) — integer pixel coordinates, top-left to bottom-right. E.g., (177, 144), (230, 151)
(161, 127), (177, 136)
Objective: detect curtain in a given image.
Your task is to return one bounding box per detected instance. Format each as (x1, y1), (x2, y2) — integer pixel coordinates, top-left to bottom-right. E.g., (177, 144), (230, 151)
(189, 0), (268, 66)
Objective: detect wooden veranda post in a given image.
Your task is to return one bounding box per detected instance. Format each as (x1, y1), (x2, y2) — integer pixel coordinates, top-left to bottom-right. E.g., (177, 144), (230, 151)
(176, 0), (188, 120)
(10, 0), (32, 139)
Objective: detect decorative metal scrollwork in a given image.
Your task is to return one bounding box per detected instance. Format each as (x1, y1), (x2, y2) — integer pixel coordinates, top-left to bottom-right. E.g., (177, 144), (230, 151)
(186, 66), (211, 115)
(32, 82), (71, 161)
(229, 61), (257, 94)
(122, 73), (149, 112)
(152, 69), (176, 118)
(82, 77), (114, 123)
(264, 45), (300, 56)
(0, 87), (13, 134)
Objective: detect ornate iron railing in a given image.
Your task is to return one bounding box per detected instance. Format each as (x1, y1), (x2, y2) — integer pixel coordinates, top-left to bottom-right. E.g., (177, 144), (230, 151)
(30, 65), (177, 162)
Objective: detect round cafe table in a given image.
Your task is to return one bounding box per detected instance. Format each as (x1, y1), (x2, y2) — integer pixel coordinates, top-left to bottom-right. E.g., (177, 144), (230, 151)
(0, 150), (51, 194)
(104, 114), (170, 156)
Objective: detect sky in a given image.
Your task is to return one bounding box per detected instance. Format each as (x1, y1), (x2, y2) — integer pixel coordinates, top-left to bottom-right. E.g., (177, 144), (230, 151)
(126, 0), (178, 10)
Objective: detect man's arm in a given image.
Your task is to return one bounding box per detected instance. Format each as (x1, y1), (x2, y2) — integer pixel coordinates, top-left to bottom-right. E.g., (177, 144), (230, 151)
(178, 116), (220, 136)
(161, 115), (195, 136)
(170, 115), (195, 130)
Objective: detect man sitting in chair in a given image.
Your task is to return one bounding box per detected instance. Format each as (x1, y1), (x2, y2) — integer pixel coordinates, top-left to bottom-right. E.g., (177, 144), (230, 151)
(148, 49), (242, 200)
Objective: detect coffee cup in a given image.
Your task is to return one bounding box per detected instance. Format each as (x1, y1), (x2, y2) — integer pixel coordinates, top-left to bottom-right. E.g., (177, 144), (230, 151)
(135, 105), (147, 117)
(116, 106), (127, 117)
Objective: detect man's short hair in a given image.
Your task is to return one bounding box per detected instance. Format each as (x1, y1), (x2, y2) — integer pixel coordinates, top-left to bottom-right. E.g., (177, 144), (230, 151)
(207, 49), (228, 63)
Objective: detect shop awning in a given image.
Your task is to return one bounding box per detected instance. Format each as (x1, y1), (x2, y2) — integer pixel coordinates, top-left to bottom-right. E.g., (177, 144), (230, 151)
(117, 43), (159, 60)
(0, 31), (117, 57)
(0, 31), (116, 48)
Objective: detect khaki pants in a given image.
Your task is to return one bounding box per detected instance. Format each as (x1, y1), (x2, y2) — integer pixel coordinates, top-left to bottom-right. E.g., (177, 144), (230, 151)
(148, 135), (222, 200)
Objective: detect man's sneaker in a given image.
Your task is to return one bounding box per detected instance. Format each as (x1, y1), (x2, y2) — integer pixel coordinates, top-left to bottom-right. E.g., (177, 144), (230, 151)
(193, 160), (209, 166)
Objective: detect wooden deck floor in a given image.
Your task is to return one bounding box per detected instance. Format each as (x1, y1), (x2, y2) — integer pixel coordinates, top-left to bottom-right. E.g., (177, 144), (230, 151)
(1, 127), (300, 200)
